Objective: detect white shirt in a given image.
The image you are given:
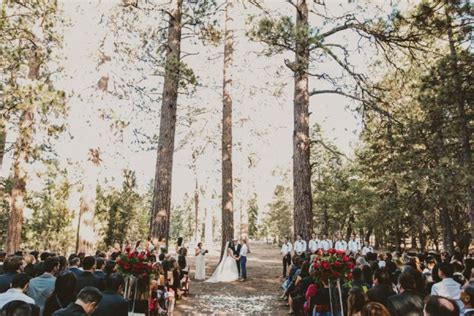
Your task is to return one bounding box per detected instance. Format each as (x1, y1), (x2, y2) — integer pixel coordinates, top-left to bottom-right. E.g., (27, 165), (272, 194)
(362, 246), (373, 256)
(348, 240), (360, 252)
(239, 244), (248, 257)
(335, 240), (348, 251)
(0, 288), (35, 308)
(281, 242), (292, 256)
(308, 239), (320, 252)
(294, 240), (307, 255)
(431, 278), (463, 311)
(320, 239), (332, 251)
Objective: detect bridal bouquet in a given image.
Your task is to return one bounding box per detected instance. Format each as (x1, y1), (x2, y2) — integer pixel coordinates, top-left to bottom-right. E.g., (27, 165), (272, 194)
(312, 249), (354, 283)
(116, 247), (155, 278)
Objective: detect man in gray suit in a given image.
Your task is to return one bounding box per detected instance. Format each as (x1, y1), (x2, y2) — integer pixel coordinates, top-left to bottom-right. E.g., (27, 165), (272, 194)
(28, 256), (60, 312)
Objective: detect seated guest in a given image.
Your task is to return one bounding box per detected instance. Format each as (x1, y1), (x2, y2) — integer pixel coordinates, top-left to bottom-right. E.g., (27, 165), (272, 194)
(351, 268), (369, 293)
(0, 274), (35, 308)
(28, 257), (60, 312)
(44, 272), (77, 316)
(361, 265), (373, 288)
(0, 256), (23, 293)
(103, 261), (116, 278)
(423, 295), (459, 316)
(57, 257), (68, 275)
(288, 261), (311, 314)
(91, 274), (128, 316)
(75, 257), (102, 294)
(34, 252), (50, 277)
(461, 284), (474, 316)
(431, 262), (462, 311)
(1, 300), (39, 316)
(92, 258), (105, 281)
(362, 301), (390, 316)
(52, 287), (102, 316)
(23, 254), (37, 279)
(347, 286), (367, 316)
(367, 268), (395, 307)
(387, 271), (423, 316)
(68, 257), (82, 277)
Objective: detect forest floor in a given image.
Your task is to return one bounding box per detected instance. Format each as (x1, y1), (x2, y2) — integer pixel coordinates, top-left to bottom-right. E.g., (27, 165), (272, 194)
(174, 241), (288, 315)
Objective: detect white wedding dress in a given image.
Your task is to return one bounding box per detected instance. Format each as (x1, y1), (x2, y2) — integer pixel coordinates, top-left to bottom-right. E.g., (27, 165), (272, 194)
(205, 242), (239, 283)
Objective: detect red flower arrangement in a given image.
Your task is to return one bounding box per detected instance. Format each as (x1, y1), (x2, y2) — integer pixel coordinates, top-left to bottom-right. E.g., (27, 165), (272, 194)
(312, 249), (354, 283)
(116, 247), (155, 278)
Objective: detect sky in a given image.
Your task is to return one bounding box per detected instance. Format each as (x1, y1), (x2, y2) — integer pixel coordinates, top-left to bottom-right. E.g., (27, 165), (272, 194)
(2, 0), (416, 236)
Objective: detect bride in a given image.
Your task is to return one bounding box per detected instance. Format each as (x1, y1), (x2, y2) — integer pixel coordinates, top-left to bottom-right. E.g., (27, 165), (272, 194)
(205, 241), (239, 283)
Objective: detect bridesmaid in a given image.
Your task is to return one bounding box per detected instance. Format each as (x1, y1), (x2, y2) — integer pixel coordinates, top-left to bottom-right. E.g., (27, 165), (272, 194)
(194, 242), (207, 280)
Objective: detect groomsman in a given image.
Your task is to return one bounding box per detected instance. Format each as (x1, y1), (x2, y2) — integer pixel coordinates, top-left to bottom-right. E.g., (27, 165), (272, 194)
(280, 237), (292, 278)
(335, 235), (348, 252)
(293, 234), (307, 259)
(320, 234), (332, 252)
(348, 235), (361, 253)
(308, 233), (320, 254)
(362, 242), (374, 256)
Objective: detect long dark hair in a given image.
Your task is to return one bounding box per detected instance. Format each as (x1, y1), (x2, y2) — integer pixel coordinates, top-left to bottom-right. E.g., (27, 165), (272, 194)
(53, 272), (77, 303)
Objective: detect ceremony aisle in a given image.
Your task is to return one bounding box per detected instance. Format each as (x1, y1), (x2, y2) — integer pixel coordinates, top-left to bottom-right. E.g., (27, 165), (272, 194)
(175, 241), (287, 315)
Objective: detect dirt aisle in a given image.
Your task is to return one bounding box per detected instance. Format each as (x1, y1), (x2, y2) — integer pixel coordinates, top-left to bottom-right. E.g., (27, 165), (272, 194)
(174, 241), (288, 315)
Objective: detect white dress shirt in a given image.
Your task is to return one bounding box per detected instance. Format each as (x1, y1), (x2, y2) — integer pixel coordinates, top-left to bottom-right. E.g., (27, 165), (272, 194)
(239, 244), (248, 257)
(294, 240), (307, 255)
(348, 240), (360, 252)
(308, 239), (320, 252)
(320, 239), (332, 251)
(335, 240), (348, 251)
(0, 288), (35, 308)
(281, 242), (293, 256)
(361, 246), (373, 256)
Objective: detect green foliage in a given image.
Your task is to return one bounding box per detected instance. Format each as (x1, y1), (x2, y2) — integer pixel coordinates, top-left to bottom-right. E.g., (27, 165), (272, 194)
(169, 193), (194, 241)
(263, 185), (293, 243)
(95, 170), (149, 249)
(247, 193), (258, 238)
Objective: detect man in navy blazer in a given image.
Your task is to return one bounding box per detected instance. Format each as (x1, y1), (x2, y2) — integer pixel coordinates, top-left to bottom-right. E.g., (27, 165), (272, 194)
(92, 273), (128, 316)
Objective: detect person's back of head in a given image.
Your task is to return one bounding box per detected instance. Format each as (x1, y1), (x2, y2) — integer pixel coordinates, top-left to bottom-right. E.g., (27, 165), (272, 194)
(1, 300), (37, 316)
(95, 257), (105, 271)
(438, 262), (454, 279)
(39, 253), (49, 262)
(82, 256), (96, 271)
(352, 267), (362, 282)
(361, 302), (390, 316)
(5, 256), (23, 273)
(69, 257), (80, 268)
(43, 257), (59, 274)
(373, 268), (390, 285)
(76, 286), (102, 313)
(11, 273), (29, 291)
(104, 273), (124, 293)
(398, 270), (416, 291)
(424, 295), (459, 316)
(54, 272), (77, 300)
(462, 284), (474, 309)
(348, 286), (367, 315)
(57, 256), (67, 272)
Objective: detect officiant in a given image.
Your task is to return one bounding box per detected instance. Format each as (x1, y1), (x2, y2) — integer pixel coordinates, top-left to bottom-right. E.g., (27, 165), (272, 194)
(230, 239), (242, 278)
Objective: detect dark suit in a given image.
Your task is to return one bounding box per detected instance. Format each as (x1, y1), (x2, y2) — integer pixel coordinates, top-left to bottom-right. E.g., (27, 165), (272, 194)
(68, 267), (83, 277)
(367, 284), (396, 307)
(93, 270), (106, 290)
(52, 303), (87, 316)
(0, 272), (17, 293)
(387, 290), (424, 316)
(230, 243), (242, 277)
(75, 271), (103, 294)
(91, 291), (128, 316)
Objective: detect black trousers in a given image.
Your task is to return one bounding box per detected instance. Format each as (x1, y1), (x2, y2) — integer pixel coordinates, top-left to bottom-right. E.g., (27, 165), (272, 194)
(283, 253), (291, 277)
(236, 259), (241, 276)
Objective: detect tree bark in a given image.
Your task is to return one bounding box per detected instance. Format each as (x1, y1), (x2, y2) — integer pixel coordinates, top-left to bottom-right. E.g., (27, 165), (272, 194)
(0, 120), (7, 168)
(221, 0), (234, 254)
(150, 0), (182, 249)
(292, 0), (313, 241)
(446, 11), (474, 239)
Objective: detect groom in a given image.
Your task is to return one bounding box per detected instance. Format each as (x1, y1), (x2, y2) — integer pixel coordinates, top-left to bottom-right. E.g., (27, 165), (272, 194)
(231, 239), (242, 278)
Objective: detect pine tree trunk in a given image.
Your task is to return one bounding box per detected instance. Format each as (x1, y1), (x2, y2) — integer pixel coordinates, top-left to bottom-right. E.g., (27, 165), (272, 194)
(5, 108), (33, 253)
(292, 0), (313, 241)
(150, 0), (182, 248)
(446, 12), (474, 239)
(221, 0), (234, 253)
(0, 120), (7, 168)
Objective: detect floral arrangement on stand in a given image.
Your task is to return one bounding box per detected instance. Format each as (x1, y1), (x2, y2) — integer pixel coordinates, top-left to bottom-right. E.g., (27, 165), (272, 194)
(116, 247), (156, 315)
(311, 249), (355, 315)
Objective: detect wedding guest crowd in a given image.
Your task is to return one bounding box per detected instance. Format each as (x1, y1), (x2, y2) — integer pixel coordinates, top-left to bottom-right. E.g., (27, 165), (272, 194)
(0, 237), (191, 316)
(280, 233), (474, 316)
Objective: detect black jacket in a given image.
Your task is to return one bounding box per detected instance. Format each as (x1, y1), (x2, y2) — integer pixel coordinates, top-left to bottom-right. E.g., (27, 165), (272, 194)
(230, 243), (242, 257)
(387, 290), (424, 316)
(75, 272), (103, 294)
(367, 284), (396, 307)
(52, 303), (87, 316)
(91, 291), (128, 316)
